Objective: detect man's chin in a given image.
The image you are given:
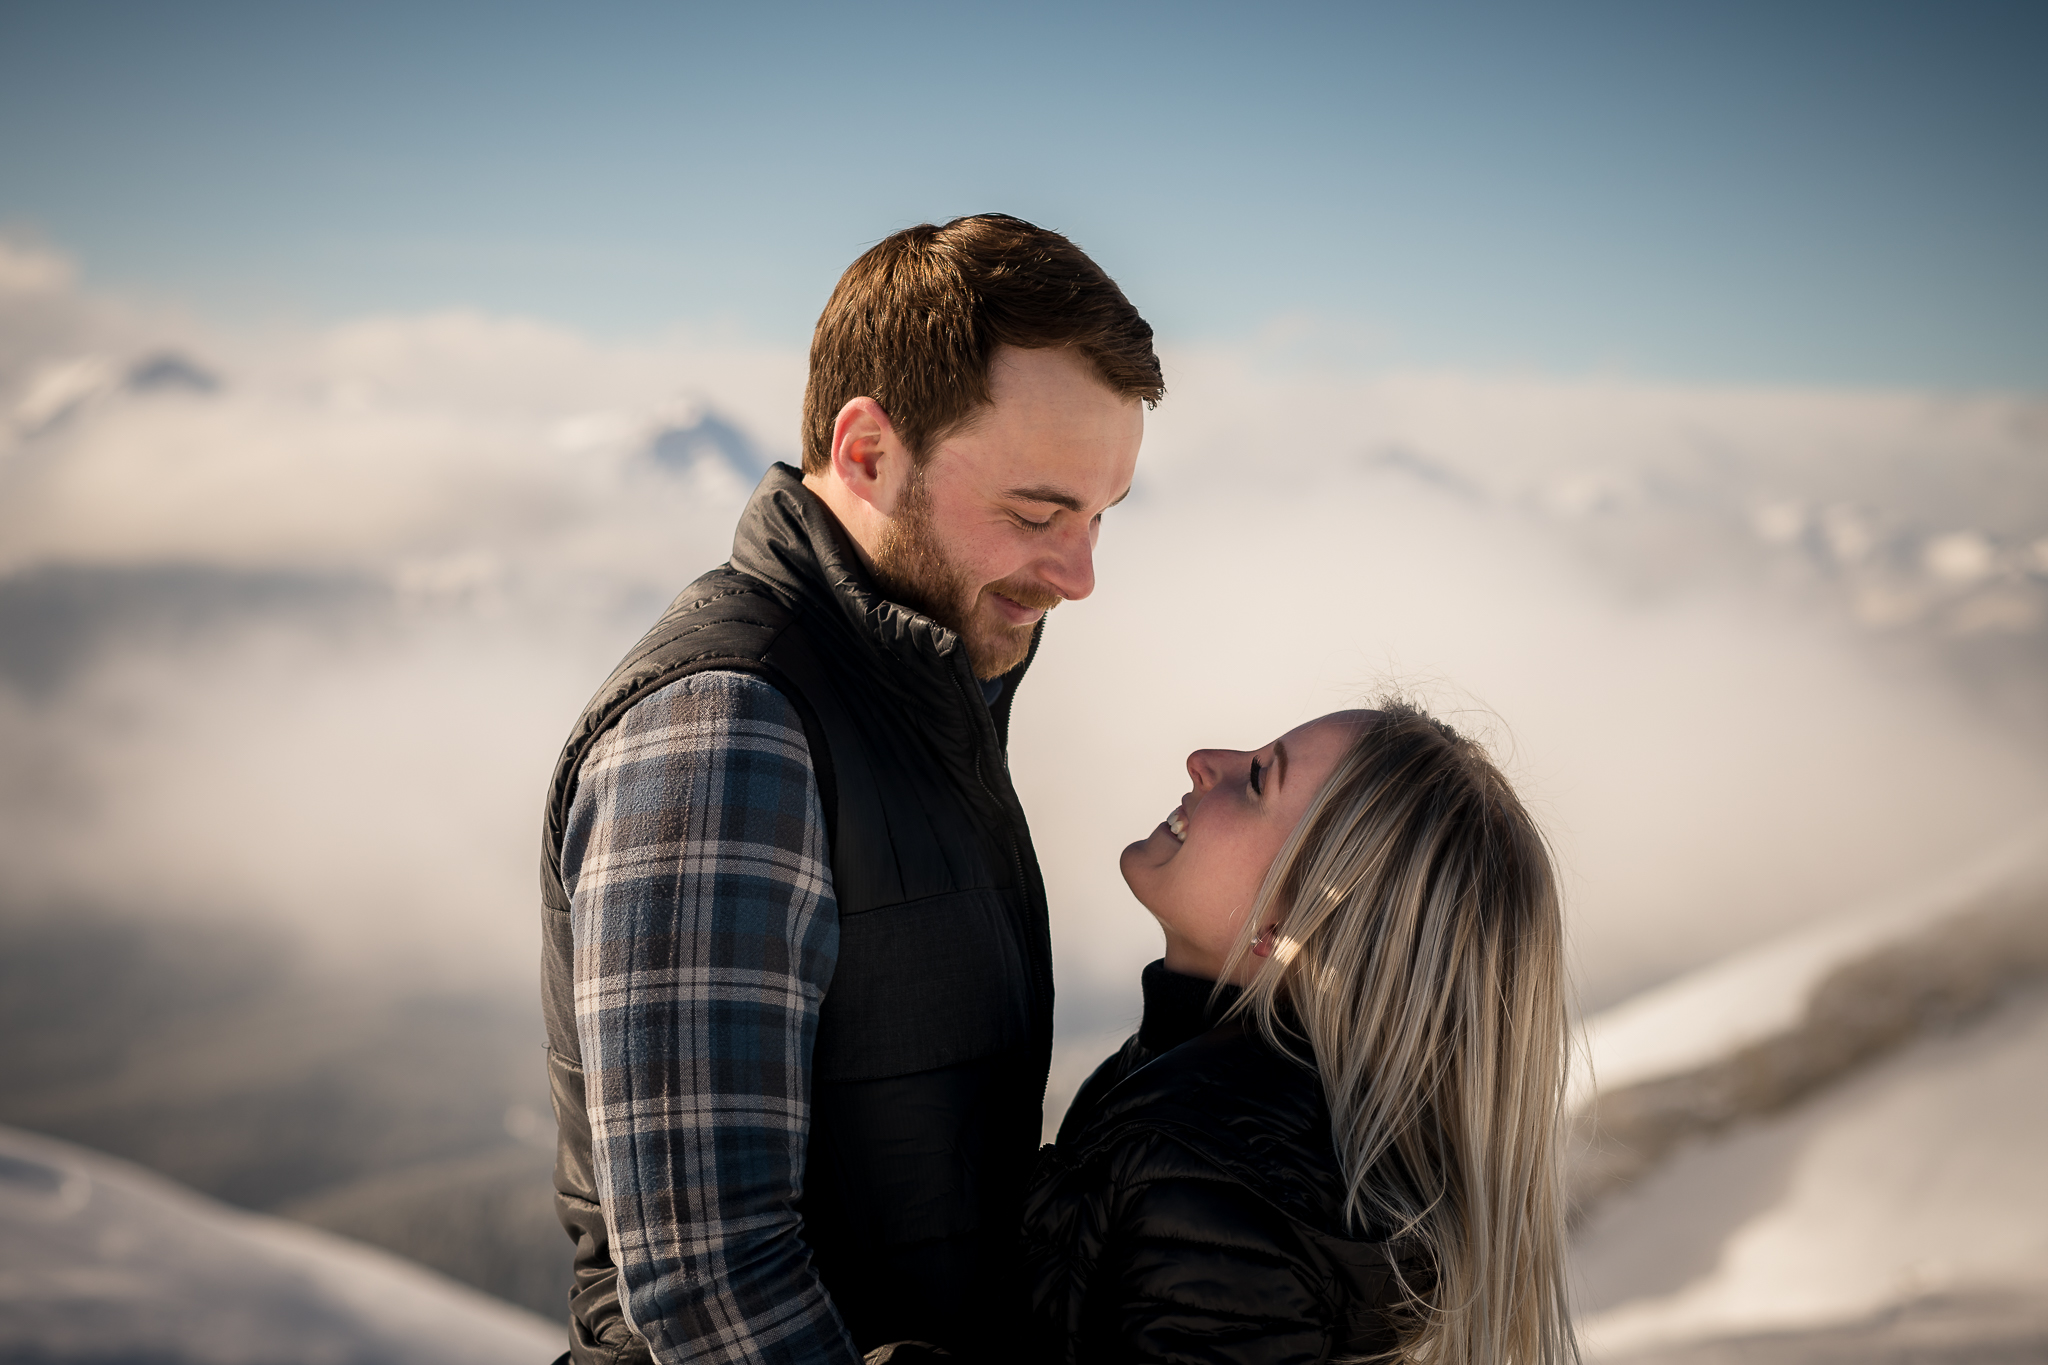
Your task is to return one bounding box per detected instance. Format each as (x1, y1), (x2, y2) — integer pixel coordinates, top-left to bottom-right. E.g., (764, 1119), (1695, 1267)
(965, 621), (1036, 681)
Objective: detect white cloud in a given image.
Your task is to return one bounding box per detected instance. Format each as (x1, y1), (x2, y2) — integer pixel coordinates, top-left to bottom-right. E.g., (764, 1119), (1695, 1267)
(0, 239), (76, 297)
(2, 259), (2045, 1017)
(1925, 529), (1996, 585)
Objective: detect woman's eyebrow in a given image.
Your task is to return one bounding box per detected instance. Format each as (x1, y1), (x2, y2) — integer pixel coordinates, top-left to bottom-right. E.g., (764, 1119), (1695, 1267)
(1272, 741), (1289, 790)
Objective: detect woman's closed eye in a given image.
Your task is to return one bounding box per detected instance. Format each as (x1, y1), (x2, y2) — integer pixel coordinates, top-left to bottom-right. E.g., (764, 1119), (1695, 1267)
(1248, 757), (1264, 796)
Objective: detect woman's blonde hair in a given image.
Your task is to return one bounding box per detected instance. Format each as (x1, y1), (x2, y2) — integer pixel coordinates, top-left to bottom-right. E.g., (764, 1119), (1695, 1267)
(1221, 703), (1577, 1365)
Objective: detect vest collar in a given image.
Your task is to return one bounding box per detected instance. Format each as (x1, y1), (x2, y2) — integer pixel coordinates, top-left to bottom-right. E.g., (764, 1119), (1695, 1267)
(728, 463), (1040, 704)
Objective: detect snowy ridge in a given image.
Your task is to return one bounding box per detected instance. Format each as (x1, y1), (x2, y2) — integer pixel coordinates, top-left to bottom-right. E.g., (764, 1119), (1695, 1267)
(0, 1123), (560, 1363)
(1571, 815), (2048, 1216)
(1574, 978), (2048, 1360)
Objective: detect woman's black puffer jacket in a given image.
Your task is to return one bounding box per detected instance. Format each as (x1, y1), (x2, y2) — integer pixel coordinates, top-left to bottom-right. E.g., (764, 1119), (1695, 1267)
(1021, 963), (1428, 1365)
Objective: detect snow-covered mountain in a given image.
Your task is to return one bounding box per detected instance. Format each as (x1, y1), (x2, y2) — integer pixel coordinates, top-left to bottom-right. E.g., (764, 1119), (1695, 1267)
(0, 1123), (560, 1363)
(1570, 820), (2048, 1361)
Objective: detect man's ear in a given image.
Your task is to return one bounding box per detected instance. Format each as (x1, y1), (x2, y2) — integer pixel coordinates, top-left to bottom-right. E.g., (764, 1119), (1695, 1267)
(828, 398), (914, 516)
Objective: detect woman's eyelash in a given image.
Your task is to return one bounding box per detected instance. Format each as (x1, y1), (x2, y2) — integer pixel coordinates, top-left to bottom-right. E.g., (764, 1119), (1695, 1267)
(1249, 759), (1264, 795)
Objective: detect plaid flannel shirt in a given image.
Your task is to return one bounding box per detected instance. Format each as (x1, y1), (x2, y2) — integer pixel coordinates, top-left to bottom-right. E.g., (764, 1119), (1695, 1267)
(563, 669), (860, 1365)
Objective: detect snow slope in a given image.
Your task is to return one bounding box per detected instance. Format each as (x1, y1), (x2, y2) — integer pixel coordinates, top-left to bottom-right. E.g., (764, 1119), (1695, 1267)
(1570, 820), (2048, 1361)
(0, 1123), (561, 1364)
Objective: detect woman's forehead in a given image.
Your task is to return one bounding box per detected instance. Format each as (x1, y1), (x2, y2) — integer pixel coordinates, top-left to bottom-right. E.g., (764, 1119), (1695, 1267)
(1281, 710), (1376, 746)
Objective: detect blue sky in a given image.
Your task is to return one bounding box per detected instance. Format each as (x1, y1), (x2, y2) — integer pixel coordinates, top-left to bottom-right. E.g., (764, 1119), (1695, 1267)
(2, 0), (2042, 387)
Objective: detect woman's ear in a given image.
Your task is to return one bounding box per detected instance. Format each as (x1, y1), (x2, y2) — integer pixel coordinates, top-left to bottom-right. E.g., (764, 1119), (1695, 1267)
(1251, 922), (1279, 958)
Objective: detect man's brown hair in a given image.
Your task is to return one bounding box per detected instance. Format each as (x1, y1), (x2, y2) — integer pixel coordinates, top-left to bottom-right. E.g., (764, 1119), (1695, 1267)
(802, 214), (1165, 474)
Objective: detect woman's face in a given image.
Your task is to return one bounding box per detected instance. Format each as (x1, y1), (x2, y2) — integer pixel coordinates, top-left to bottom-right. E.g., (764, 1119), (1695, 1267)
(1121, 711), (1369, 983)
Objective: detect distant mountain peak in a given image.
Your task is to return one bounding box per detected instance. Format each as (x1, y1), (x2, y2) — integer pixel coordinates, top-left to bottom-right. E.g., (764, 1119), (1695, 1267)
(646, 405), (767, 479)
(125, 351), (221, 394)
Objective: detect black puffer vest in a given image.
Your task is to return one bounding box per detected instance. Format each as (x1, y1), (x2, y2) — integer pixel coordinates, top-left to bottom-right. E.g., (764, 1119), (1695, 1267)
(540, 465), (1055, 1362)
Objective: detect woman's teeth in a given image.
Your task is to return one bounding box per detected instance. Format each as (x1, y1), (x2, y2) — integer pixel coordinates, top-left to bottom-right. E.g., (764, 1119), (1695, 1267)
(1166, 809), (1186, 842)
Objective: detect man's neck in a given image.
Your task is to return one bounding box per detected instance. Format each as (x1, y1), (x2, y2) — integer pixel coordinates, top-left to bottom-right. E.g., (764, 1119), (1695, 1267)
(801, 468), (885, 577)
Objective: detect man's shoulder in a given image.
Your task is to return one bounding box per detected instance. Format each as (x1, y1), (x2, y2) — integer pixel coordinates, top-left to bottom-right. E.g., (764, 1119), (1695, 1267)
(656, 562), (800, 633)
(615, 564), (806, 677)
(602, 669), (807, 758)
(590, 560), (817, 748)
(565, 668), (823, 875)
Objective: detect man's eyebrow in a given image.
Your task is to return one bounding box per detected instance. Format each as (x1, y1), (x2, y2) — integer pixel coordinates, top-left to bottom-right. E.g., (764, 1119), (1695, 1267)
(1003, 483), (1136, 513)
(1003, 484), (1085, 513)
(1273, 741), (1289, 790)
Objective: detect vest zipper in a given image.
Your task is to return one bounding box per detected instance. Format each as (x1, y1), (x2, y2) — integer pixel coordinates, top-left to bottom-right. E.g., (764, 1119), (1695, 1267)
(973, 748), (1029, 889)
(957, 670), (1028, 888)
(958, 673), (1057, 1050)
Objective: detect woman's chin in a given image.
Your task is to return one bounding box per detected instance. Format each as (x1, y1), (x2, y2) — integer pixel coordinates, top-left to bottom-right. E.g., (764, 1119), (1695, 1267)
(1121, 825), (1176, 868)
(1119, 835), (1171, 903)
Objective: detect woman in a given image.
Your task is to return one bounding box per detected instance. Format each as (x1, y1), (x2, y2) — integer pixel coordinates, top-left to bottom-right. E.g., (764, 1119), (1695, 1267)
(1020, 704), (1577, 1365)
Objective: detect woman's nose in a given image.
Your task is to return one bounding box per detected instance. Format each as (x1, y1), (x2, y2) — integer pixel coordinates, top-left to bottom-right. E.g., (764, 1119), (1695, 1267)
(1186, 749), (1228, 790)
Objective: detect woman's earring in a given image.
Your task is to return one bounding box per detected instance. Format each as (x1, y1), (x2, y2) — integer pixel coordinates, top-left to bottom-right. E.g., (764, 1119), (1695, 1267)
(1251, 925), (1275, 958)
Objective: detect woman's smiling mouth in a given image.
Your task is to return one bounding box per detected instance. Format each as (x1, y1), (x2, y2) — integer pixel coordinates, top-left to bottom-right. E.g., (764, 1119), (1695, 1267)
(1166, 808), (1187, 842)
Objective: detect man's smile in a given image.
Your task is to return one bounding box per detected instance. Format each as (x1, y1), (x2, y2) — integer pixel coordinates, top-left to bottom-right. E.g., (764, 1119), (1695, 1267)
(987, 590), (1051, 625)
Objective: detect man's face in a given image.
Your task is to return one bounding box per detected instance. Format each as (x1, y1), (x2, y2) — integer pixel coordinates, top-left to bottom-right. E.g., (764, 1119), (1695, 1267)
(870, 346), (1144, 679)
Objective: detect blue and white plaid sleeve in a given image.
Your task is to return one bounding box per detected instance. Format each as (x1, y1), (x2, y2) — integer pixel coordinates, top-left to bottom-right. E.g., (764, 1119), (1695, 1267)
(562, 669), (859, 1365)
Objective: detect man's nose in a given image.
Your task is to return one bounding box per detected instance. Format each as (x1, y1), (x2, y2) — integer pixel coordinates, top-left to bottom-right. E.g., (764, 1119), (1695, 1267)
(1039, 523), (1097, 602)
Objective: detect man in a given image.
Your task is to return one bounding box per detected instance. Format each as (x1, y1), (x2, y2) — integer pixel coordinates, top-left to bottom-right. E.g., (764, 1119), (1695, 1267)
(539, 214), (1163, 1365)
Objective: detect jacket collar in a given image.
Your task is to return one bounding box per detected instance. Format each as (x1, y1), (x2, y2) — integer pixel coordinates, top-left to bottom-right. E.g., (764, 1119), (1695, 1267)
(1137, 959), (1243, 1056)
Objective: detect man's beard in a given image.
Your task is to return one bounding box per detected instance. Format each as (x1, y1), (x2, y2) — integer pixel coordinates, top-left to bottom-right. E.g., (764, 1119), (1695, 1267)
(870, 470), (1059, 681)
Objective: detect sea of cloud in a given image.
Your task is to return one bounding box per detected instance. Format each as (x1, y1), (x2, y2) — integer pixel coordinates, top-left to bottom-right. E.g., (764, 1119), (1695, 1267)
(3, 235), (2045, 1043)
